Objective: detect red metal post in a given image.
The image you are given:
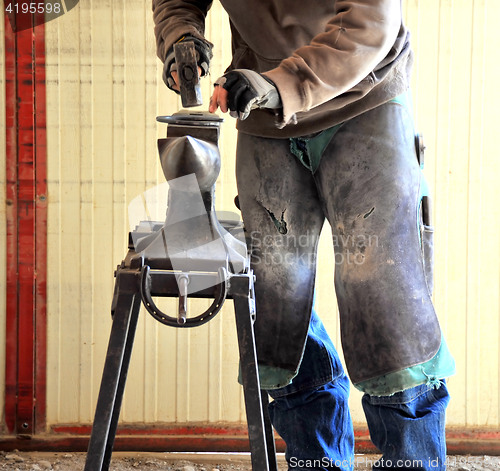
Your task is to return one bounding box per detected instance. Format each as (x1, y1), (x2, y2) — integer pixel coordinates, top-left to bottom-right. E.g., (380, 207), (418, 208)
(4, 12), (47, 435)
(4, 1), (19, 436)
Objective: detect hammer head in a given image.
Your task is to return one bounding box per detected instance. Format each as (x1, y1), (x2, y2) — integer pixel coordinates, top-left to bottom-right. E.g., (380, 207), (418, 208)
(174, 41), (203, 107)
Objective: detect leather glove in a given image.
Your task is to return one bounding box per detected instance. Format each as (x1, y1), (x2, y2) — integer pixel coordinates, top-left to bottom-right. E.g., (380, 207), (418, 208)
(214, 69), (282, 120)
(163, 35), (212, 93)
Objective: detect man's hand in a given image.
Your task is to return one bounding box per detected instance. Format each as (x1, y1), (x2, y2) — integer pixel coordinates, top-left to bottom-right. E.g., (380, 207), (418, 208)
(162, 35), (212, 94)
(209, 69), (281, 120)
(170, 67), (202, 93)
(209, 83), (229, 114)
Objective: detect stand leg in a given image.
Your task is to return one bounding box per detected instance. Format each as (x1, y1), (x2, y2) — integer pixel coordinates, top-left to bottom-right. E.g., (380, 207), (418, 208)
(261, 393), (278, 471)
(231, 275), (277, 471)
(84, 284), (141, 471)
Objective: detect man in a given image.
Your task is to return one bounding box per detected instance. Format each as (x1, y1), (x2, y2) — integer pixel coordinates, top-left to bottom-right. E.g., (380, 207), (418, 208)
(152, 1), (455, 470)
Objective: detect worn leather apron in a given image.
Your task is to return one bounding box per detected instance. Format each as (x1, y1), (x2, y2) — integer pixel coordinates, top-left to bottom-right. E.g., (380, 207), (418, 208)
(235, 100), (442, 388)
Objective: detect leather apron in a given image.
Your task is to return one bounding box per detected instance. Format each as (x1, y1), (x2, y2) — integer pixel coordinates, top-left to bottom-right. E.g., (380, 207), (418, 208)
(235, 100), (442, 388)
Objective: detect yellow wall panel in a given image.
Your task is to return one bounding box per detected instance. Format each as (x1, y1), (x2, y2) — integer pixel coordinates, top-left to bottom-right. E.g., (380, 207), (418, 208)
(44, 0), (246, 426)
(405, 0), (500, 427)
(16, 0), (500, 433)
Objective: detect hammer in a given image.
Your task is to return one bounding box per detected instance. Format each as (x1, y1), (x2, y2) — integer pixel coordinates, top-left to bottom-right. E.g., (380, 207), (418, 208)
(173, 41), (203, 107)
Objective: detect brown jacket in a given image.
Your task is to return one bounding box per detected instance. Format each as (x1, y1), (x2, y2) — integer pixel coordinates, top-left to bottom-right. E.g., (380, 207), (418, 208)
(153, 0), (412, 138)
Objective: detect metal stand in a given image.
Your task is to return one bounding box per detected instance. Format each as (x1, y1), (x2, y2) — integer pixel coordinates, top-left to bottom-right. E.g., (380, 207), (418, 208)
(85, 110), (277, 470)
(84, 245), (278, 471)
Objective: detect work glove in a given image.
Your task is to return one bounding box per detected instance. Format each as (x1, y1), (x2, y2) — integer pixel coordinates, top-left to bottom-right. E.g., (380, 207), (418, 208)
(214, 69), (282, 120)
(163, 35), (212, 93)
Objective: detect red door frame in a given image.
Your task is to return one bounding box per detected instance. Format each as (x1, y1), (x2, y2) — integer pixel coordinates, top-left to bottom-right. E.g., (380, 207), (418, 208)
(4, 12), (47, 435)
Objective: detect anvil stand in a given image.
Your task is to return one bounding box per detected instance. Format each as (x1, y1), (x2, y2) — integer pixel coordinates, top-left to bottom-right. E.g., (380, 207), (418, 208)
(84, 112), (278, 471)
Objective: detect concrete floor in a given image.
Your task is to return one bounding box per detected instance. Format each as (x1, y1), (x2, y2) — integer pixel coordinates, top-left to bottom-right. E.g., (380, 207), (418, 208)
(0, 452), (499, 470)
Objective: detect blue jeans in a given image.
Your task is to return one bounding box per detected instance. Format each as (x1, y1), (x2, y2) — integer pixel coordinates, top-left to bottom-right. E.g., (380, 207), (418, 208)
(267, 311), (450, 471)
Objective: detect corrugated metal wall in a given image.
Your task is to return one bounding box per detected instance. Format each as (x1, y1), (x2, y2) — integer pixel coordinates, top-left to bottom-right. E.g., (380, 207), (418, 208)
(43, 0), (245, 426)
(1, 0), (499, 431)
(403, 0), (500, 427)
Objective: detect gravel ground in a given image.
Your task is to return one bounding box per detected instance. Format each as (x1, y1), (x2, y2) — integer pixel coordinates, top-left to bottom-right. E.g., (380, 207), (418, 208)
(0, 452), (498, 471)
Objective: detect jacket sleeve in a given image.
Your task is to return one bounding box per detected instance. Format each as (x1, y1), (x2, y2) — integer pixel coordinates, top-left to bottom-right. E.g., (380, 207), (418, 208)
(152, 0), (214, 62)
(262, 0), (403, 126)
